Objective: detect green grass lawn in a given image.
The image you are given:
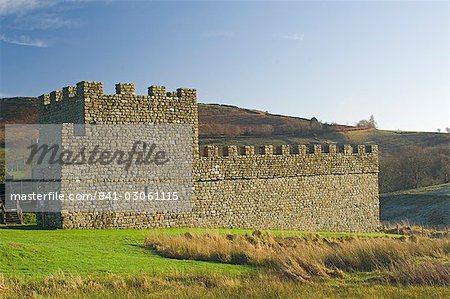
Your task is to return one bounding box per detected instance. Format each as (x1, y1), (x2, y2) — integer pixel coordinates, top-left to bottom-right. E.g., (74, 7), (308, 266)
(0, 227), (248, 278)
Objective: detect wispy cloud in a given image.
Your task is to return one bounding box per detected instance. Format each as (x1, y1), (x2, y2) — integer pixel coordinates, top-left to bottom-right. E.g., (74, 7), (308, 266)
(0, 0), (87, 31)
(33, 14), (76, 29)
(0, 0), (83, 48)
(0, 34), (48, 47)
(8, 13), (78, 30)
(280, 33), (304, 41)
(0, 0), (55, 16)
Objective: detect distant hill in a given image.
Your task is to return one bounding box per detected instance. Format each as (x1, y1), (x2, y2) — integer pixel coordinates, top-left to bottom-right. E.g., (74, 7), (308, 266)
(1, 97), (449, 193)
(0, 97), (38, 145)
(380, 184), (450, 227)
(0, 97), (38, 123)
(198, 103), (319, 138)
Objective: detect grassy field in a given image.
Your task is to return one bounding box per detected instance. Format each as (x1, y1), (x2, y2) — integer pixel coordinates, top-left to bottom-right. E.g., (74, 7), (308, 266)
(0, 228), (254, 278)
(381, 183), (450, 227)
(0, 227), (394, 278)
(0, 227), (449, 298)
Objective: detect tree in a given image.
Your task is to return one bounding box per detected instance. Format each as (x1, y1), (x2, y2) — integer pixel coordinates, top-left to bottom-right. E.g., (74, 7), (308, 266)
(379, 145), (449, 193)
(446, 127), (450, 133)
(437, 128), (441, 133)
(369, 115), (377, 128)
(356, 115), (377, 129)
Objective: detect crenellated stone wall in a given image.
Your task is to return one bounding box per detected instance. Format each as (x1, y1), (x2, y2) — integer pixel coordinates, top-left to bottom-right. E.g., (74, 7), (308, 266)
(192, 144), (379, 232)
(38, 81), (199, 158)
(36, 81), (380, 232)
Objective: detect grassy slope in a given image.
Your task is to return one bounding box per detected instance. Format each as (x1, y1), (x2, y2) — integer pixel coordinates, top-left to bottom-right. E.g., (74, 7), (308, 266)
(380, 183), (450, 227)
(0, 227), (393, 278)
(201, 128), (449, 156)
(0, 228), (247, 278)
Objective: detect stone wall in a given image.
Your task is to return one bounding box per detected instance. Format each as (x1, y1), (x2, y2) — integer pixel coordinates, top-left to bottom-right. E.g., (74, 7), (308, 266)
(192, 144), (379, 232)
(36, 81), (380, 232)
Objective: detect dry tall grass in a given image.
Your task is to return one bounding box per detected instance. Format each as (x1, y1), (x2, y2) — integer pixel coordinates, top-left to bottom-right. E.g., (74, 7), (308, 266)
(381, 223), (449, 238)
(3, 272), (450, 299)
(145, 231), (450, 285)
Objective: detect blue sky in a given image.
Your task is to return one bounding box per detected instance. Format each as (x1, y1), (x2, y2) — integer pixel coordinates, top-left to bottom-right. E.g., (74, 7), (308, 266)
(0, 0), (448, 132)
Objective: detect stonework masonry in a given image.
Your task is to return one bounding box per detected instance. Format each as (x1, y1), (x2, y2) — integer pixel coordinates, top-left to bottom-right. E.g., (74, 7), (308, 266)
(36, 81), (380, 232)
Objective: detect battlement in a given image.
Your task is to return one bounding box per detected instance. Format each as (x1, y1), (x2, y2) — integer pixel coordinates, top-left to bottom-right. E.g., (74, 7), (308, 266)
(195, 143), (379, 181)
(199, 144), (378, 158)
(115, 83), (135, 95)
(38, 81), (102, 106)
(39, 81), (198, 109)
(38, 80), (200, 158)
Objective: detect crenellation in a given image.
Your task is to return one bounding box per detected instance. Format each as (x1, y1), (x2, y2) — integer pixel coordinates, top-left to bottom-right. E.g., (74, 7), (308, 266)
(201, 145), (219, 157)
(329, 144), (337, 154)
(199, 143), (378, 159)
(299, 144), (307, 154)
(262, 145), (273, 155)
(148, 85), (166, 97)
(289, 145), (299, 155)
(370, 144), (378, 154)
(62, 86), (76, 98)
(223, 145), (238, 157)
(344, 144), (353, 155)
(281, 144), (290, 155)
(115, 83), (135, 95)
(177, 88), (197, 98)
(243, 145), (255, 156)
(76, 81), (104, 96)
(357, 145), (366, 155)
(273, 145), (282, 155)
(50, 90), (62, 103)
(313, 144), (322, 154)
(39, 94), (51, 106)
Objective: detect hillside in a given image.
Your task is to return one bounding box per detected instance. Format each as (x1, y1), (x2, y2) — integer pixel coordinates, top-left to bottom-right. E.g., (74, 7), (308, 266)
(380, 184), (450, 227)
(0, 97), (38, 144)
(1, 97), (449, 193)
(2, 97), (448, 150)
(0, 97), (38, 123)
(198, 103), (320, 137)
